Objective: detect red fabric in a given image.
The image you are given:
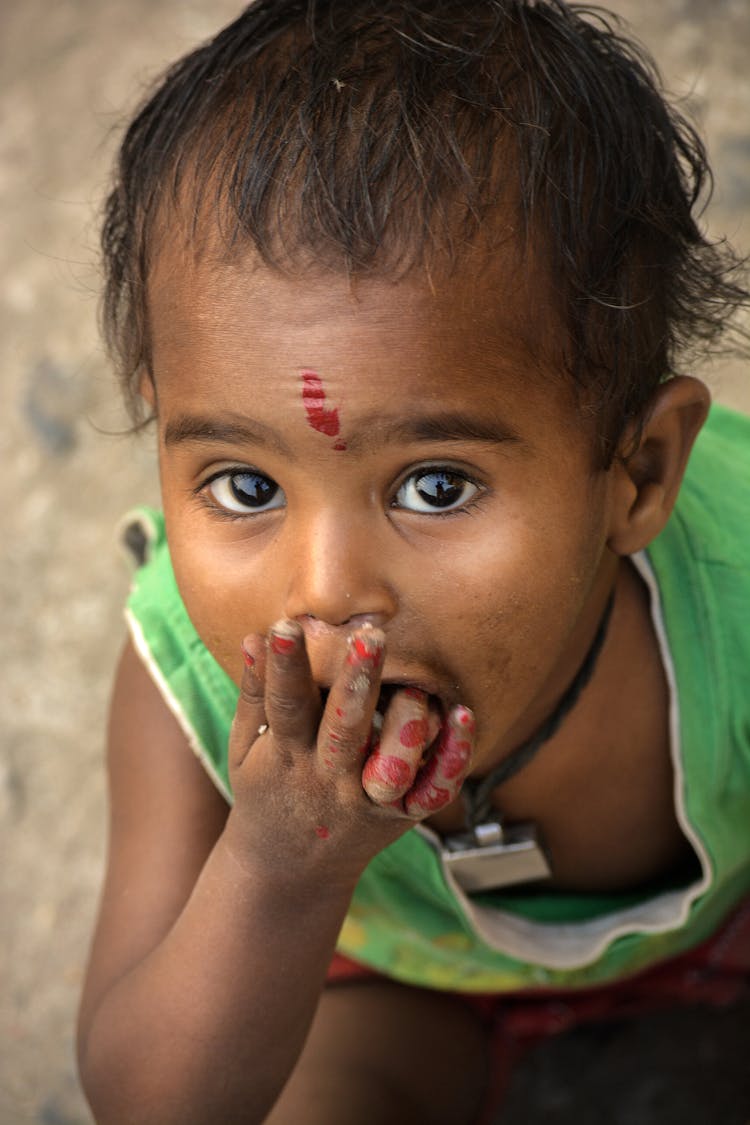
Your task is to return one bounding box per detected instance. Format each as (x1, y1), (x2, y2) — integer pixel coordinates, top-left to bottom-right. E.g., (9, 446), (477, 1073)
(327, 897), (750, 1121)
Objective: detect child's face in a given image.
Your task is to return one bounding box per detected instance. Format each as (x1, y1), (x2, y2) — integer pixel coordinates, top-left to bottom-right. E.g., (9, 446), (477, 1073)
(146, 246), (621, 770)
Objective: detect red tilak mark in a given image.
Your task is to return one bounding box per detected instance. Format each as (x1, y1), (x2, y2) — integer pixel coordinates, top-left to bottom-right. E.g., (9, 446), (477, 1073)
(301, 371), (340, 438)
(335, 707), (344, 718)
(403, 687), (426, 702)
(323, 758), (335, 768)
(271, 634), (296, 656)
(366, 753), (413, 788)
(400, 718), (429, 748)
(315, 825), (330, 839)
(333, 441), (347, 452)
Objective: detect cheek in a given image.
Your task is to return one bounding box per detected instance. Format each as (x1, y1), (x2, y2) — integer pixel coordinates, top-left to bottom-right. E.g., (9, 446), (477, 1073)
(166, 522), (272, 682)
(418, 494), (607, 689)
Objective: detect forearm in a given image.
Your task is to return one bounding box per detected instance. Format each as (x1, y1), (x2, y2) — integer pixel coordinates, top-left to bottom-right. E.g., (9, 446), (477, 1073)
(79, 827), (356, 1125)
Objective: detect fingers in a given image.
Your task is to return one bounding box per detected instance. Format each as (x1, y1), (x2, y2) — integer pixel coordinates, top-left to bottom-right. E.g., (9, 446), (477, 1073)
(231, 617), (475, 830)
(403, 706), (474, 819)
(362, 695), (474, 817)
(361, 688), (435, 804)
(230, 619), (320, 771)
(229, 634), (268, 770)
(316, 626), (385, 772)
(263, 620), (322, 745)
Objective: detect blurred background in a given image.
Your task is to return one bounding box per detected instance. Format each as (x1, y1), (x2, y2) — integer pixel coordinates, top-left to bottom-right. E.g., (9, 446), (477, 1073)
(0, 2), (747, 1122)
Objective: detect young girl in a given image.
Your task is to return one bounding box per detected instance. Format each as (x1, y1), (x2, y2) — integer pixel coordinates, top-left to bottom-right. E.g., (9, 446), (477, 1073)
(77, 2), (750, 1122)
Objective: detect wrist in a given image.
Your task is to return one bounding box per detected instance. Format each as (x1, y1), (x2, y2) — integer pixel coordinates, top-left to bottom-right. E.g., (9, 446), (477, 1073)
(217, 806), (362, 908)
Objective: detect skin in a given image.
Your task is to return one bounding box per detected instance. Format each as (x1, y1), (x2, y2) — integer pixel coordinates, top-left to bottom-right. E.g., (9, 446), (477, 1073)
(77, 243), (710, 1125)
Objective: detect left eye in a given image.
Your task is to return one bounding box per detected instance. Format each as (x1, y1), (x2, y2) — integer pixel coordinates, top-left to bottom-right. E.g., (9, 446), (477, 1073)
(394, 469), (479, 513)
(205, 471), (285, 514)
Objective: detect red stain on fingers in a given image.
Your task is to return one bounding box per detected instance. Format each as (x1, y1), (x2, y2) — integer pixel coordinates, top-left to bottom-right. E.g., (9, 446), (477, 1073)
(405, 757), (451, 813)
(441, 738), (472, 779)
(362, 751), (415, 803)
(347, 632), (384, 666)
(400, 718), (429, 748)
(365, 752), (413, 788)
(405, 707), (473, 818)
(270, 634), (297, 656)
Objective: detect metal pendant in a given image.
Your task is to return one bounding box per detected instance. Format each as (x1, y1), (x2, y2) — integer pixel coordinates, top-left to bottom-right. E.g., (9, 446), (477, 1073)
(441, 820), (551, 892)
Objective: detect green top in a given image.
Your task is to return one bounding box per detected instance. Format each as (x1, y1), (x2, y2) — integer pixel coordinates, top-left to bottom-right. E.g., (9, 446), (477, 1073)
(123, 403), (750, 993)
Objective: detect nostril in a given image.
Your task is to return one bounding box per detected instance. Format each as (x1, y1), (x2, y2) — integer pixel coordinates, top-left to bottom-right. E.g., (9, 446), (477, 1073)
(296, 612), (388, 635)
(343, 613), (387, 630)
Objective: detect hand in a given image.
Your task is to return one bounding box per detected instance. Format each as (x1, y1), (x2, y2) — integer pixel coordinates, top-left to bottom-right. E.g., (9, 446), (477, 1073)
(224, 620), (475, 885)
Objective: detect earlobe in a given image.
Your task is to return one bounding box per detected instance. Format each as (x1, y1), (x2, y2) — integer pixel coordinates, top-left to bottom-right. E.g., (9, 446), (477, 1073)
(138, 369), (156, 411)
(607, 376), (710, 556)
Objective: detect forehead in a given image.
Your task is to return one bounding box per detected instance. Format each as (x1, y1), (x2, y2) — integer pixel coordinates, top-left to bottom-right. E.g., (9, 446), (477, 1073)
(147, 239), (563, 402)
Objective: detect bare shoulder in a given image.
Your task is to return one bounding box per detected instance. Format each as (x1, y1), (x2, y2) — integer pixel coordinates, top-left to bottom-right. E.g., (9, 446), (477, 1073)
(78, 637), (229, 1043)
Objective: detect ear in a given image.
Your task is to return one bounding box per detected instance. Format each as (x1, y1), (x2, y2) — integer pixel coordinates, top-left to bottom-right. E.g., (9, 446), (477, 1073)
(138, 367), (156, 411)
(607, 376), (710, 556)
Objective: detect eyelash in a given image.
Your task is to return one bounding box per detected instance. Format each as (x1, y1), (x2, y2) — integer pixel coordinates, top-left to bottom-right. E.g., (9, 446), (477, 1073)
(195, 463), (486, 519)
(391, 464), (484, 517)
(194, 466), (280, 521)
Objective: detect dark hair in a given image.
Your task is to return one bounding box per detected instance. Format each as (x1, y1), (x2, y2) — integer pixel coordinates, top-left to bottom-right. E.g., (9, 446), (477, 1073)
(102, 0), (747, 462)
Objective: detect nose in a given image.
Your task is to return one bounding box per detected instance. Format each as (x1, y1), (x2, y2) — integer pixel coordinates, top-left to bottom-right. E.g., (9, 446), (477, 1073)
(281, 510), (398, 633)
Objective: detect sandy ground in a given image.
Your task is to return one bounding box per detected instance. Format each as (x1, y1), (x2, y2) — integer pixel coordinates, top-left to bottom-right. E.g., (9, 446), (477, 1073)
(0, 2), (748, 1123)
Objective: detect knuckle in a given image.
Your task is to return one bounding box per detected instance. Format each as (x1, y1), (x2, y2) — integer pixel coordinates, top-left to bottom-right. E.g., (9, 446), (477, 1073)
(321, 722), (369, 761)
(238, 680), (264, 710)
(266, 689), (304, 726)
(362, 776), (394, 805)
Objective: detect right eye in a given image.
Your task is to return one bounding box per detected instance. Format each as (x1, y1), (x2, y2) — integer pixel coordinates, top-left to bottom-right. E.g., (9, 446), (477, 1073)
(204, 470), (285, 515)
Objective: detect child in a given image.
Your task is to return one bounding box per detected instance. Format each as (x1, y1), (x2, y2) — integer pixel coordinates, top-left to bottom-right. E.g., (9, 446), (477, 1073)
(77, 2), (750, 1122)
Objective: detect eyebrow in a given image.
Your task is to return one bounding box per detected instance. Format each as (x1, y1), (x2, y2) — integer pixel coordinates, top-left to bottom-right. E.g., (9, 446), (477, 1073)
(164, 413), (293, 456)
(346, 411), (522, 453)
(163, 409), (521, 455)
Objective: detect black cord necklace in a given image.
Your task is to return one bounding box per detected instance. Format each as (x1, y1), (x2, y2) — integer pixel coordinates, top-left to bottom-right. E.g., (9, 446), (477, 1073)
(441, 594), (615, 892)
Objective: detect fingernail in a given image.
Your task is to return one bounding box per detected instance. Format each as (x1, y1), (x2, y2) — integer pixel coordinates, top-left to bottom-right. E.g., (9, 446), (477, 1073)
(454, 706), (475, 733)
(241, 643), (255, 668)
(270, 619), (301, 656)
(346, 628), (384, 666)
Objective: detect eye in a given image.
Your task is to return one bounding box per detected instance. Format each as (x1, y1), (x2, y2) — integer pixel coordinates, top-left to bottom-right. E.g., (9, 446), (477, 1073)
(394, 468), (480, 513)
(204, 470), (285, 514)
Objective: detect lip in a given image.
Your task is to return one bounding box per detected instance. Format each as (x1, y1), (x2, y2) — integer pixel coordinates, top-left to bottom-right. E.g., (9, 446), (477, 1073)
(318, 672), (455, 717)
(378, 678), (449, 711)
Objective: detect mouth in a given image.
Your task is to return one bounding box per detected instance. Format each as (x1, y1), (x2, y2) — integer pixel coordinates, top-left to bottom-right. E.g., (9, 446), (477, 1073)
(320, 681), (447, 730)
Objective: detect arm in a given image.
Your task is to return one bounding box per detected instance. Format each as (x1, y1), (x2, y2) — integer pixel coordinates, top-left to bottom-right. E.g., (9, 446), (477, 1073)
(78, 624), (472, 1125)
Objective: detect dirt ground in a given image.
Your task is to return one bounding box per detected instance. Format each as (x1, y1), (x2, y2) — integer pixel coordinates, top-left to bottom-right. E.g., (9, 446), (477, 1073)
(0, 1), (748, 1123)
